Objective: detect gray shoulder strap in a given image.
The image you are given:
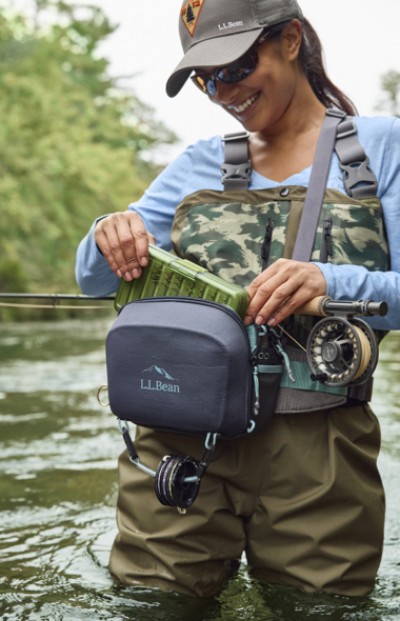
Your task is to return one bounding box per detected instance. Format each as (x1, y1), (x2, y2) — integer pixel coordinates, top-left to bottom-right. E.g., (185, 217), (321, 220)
(291, 109), (345, 261)
(292, 109), (379, 261)
(221, 131), (252, 190)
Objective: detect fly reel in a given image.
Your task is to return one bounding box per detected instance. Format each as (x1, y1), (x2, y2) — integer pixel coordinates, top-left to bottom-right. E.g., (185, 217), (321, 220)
(306, 316), (379, 387)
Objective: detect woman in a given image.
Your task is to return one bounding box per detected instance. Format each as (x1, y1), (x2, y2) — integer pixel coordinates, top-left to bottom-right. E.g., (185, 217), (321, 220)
(76, 0), (400, 598)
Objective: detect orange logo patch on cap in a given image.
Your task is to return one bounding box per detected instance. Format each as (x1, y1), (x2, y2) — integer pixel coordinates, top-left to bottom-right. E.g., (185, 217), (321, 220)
(181, 0), (205, 37)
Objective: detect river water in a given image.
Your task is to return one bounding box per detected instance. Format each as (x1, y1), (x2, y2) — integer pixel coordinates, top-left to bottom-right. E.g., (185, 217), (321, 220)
(0, 315), (399, 621)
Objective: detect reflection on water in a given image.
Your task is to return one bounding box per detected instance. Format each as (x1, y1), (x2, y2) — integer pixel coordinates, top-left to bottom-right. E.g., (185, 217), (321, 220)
(0, 317), (399, 620)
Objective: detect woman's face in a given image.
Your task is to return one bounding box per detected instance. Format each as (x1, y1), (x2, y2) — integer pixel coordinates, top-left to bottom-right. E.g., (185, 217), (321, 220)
(203, 23), (303, 134)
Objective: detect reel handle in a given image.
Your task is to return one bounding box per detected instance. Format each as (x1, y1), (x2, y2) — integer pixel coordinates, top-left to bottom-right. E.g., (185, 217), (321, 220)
(298, 296), (388, 318)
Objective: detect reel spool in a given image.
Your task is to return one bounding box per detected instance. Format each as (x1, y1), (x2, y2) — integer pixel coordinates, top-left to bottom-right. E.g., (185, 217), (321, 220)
(155, 455), (200, 510)
(306, 316), (379, 387)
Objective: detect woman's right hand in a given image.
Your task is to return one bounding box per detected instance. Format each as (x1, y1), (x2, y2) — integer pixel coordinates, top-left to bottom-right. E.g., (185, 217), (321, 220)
(94, 210), (156, 281)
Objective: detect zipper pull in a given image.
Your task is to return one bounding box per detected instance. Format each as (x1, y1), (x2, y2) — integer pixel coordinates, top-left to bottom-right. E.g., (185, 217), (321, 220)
(271, 330), (296, 383)
(319, 218), (333, 263)
(261, 218), (274, 270)
(252, 365), (260, 415)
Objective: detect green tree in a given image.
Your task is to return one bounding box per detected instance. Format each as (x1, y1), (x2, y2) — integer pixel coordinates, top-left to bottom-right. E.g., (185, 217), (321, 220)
(0, 1), (176, 302)
(377, 70), (400, 117)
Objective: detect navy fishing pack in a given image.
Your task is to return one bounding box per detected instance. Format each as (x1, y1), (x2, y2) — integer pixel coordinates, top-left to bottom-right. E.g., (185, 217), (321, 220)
(106, 296), (282, 438)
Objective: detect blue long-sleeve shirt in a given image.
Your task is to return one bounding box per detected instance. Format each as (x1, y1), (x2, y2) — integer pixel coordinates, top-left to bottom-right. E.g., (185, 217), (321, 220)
(76, 115), (400, 330)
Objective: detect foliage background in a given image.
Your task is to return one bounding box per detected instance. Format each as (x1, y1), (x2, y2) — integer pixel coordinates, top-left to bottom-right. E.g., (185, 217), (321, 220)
(0, 0), (176, 304)
(0, 0), (398, 319)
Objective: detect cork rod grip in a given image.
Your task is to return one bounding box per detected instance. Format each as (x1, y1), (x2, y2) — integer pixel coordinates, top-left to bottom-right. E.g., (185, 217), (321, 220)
(296, 296), (331, 317)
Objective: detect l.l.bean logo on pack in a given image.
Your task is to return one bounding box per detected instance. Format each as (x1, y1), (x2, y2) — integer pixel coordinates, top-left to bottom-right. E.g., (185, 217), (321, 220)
(181, 0), (205, 36)
(140, 365), (180, 394)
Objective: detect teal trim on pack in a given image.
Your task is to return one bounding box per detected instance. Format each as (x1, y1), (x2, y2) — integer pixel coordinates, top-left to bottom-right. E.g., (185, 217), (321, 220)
(258, 364), (284, 374)
(279, 360), (347, 396)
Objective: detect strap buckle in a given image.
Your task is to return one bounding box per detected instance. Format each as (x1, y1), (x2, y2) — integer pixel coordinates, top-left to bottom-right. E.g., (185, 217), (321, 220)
(222, 131), (252, 190)
(340, 160), (379, 198)
(334, 116), (379, 198)
(221, 162), (252, 187)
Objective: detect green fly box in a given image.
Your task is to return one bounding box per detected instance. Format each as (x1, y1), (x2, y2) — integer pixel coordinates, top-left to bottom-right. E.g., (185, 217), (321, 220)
(114, 245), (249, 318)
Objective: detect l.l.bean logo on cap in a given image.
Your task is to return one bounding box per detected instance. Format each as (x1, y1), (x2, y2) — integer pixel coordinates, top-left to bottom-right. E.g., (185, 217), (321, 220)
(181, 0), (206, 37)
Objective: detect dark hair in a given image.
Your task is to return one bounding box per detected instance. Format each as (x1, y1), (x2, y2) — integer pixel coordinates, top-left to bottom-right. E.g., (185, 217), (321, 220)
(299, 19), (357, 115)
(267, 19), (357, 115)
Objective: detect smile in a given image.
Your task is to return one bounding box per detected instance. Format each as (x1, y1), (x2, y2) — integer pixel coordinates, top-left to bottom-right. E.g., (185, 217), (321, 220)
(228, 92), (259, 114)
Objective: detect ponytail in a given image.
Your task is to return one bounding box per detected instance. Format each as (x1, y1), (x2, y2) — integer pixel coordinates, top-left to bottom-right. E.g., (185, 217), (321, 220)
(299, 19), (357, 115)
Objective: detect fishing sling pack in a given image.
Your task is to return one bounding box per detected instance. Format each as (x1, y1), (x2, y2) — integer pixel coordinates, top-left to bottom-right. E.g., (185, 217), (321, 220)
(106, 296), (283, 438)
(102, 109), (381, 510)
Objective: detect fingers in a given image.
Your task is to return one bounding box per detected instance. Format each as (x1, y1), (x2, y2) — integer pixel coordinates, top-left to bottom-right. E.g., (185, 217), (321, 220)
(94, 211), (153, 280)
(244, 259), (327, 326)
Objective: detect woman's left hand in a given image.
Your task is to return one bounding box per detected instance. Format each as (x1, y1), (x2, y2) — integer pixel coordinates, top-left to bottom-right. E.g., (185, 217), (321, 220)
(244, 259), (327, 326)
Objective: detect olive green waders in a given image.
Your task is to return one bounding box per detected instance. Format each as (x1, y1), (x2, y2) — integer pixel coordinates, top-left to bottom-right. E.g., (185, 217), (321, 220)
(109, 403), (385, 597)
(109, 115), (386, 597)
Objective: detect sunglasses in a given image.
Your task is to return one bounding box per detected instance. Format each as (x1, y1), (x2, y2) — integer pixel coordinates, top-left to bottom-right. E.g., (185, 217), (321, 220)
(191, 31), (271, 97)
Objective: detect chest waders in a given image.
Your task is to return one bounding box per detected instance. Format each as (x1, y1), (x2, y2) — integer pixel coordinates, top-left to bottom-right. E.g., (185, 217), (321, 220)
(171, 109), (389, 415)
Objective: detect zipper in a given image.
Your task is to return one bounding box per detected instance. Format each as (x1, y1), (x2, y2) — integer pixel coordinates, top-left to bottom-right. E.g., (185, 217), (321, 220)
(319, 218), (333, 263)
(261, 218), (274, 270)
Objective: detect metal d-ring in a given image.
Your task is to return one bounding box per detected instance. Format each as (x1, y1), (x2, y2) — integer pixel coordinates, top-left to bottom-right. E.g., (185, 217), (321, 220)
(97, 384), (109, 407)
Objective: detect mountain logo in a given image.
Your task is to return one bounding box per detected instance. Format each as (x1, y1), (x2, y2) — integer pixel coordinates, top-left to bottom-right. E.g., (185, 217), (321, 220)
(142, 365), (177, 381)
(140, 365), (180, 394)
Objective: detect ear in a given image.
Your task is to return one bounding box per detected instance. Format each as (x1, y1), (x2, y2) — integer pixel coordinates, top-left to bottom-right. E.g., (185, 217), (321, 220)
(281, 19), (303, 61)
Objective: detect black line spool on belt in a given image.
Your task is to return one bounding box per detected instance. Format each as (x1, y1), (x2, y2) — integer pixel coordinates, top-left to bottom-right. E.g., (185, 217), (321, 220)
(155, 455), (201, 510)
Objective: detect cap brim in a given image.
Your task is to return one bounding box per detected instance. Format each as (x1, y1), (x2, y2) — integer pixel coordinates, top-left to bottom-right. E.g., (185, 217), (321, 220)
(166, 28), (263, 98)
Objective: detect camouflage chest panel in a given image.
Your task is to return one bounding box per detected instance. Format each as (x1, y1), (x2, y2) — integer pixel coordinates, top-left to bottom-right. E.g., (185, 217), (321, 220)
(171, 186), (388, 288)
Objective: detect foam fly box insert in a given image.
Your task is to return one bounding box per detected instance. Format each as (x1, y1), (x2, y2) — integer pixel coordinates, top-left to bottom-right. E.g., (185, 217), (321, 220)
(114, 245), (249, 318)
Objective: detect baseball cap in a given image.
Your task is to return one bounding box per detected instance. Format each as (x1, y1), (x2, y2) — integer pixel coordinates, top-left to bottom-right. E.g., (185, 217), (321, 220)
(166, 0), (303, 97)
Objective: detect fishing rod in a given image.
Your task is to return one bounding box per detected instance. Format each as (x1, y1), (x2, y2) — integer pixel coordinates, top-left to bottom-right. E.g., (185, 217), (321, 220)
(0, 293), (115, 300)
(0, 292), (115, 310)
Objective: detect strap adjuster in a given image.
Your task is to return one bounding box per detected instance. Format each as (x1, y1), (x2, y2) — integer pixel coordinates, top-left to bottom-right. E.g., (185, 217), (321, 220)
(326, 108), (346, 120)
(222, 131), (249, 143)
(336, 118), (357, 141)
